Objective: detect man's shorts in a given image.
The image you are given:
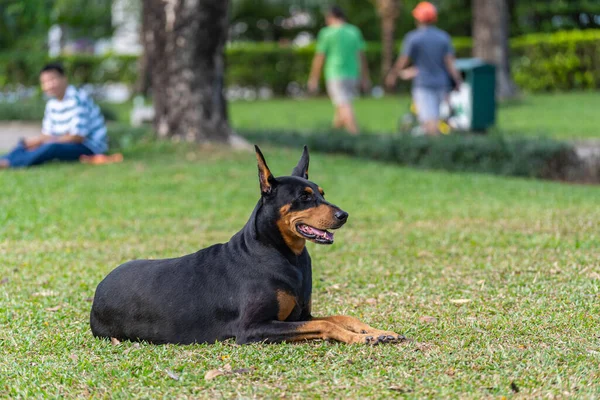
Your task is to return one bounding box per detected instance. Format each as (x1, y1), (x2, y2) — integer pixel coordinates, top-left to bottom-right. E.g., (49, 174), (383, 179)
(326, 79), (358, 105)
(412, 87), (447, 123)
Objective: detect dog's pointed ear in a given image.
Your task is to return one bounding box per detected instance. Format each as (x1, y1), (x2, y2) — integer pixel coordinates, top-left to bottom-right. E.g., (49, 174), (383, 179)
(255, 145), (276, 195)
(291, 145), (309, 179)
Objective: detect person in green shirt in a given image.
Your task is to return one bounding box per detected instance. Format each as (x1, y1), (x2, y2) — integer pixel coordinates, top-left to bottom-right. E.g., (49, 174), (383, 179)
(308, 5), (371, 135)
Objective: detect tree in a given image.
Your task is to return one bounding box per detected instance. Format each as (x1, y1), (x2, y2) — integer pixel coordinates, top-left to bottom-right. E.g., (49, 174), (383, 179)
(371, 0), (401, 79)
(142, 0), (231, 143)
(472, 0), (518, 99)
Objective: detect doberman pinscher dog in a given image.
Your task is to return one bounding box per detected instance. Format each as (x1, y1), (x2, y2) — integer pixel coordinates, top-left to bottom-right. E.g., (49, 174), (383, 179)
(90, 146), (404, 345)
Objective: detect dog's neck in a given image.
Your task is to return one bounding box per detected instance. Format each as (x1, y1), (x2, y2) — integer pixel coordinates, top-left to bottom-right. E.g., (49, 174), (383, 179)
(242, 200), (305, 264)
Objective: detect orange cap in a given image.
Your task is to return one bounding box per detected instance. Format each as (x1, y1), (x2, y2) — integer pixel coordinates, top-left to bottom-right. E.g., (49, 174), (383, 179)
(412, 2), (438, 23)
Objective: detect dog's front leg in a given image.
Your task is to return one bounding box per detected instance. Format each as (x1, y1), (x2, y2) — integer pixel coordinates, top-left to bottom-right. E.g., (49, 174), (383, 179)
(237, 320), (389, 345)
(312, 315), (405, 342)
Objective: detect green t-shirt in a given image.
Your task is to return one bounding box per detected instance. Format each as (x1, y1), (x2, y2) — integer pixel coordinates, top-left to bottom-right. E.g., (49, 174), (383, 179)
(316, 23), (366, 81)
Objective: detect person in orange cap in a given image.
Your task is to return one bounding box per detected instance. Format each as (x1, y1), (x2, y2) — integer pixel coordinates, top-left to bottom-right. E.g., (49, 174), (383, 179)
(386, 2), (462, 136)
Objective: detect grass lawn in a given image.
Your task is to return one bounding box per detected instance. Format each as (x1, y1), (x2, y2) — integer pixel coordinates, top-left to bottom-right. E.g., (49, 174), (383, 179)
(1, 145), (599, 398)
(230, 92), (600, 140)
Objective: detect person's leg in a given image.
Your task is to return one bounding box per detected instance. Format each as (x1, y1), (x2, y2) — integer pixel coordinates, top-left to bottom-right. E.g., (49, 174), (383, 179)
(327, 80), (359, 134)
(0, 139), (30, 168)
(412, 87), (441, 136)
(328, 80), (359, 135)
(7, 142), (93, 168)
(338, 103), (359, 135)
(326, 80), (343, 130)
(332, 107), (344, 129)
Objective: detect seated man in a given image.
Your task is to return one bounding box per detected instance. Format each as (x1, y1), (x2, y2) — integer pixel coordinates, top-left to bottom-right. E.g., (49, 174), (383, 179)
(0, 63), (108, 169)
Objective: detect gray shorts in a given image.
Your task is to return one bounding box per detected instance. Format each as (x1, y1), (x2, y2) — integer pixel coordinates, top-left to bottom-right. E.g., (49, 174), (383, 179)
(326, 79), (358, 105)
(412, 87), (447, 123)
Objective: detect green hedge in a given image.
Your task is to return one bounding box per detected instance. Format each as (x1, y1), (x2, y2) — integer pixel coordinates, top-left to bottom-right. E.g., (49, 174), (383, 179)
(511, 30), (600, 91)
(239, 130), (581, 181)
(0, 52), (138, 88)
(1, 30), (599, 93)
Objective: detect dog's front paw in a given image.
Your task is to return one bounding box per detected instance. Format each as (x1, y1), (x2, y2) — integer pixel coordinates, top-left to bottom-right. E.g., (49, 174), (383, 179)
(361, 334), (407, 345)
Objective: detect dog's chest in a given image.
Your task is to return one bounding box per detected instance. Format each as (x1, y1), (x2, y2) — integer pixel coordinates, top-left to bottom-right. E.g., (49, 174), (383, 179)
(276, 289), (309, 321)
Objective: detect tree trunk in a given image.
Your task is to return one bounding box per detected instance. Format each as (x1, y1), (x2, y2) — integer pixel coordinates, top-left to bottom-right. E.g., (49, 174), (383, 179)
(374, 0), (400, 81)
(472, 0), (519, 99)
(143, 0), (231, 143)
(136, 1), (151, 96)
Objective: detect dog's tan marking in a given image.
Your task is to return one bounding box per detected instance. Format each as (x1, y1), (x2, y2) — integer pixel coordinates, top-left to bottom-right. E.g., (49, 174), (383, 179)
(318, 187), (324, 195)
(304, 187), (313, 194)
(277, 204), (306, 255)
(286, 320), (372, 344)
(289, 204), (335, 230)
(312, 315), (401, 337)
(277, 290), (297, 321)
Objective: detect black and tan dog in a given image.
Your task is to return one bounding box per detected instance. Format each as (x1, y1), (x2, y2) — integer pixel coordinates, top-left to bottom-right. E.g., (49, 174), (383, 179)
(90, 146), (403, 345)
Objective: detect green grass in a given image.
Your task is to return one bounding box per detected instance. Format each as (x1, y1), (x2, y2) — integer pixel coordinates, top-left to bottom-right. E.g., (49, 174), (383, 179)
(230, 92), (600, 140)
(1, 145), (599, 398)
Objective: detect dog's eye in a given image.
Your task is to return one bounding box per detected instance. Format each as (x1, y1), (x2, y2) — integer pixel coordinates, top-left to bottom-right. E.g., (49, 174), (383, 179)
(299, 193), (313, 202)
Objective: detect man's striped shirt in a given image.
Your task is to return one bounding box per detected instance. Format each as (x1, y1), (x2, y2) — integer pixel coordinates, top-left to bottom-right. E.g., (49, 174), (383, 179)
(42, 85), (108, 154)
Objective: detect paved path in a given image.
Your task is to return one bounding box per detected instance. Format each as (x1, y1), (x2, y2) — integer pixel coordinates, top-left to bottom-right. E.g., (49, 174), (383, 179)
(0, 122), (41, 151)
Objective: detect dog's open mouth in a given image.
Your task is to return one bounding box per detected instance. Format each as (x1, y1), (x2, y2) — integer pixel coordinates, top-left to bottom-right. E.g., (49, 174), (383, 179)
(296, 224), (334, 244)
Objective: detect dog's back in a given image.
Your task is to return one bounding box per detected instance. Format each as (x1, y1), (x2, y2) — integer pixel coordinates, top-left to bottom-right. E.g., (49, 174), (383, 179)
(91, 246), (242, 344)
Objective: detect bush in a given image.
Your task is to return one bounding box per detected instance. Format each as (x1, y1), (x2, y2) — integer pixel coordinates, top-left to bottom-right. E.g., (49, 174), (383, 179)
(511, 30), (600, 91)
(239, 129), (581, 181)
(0, 52), (138, 88)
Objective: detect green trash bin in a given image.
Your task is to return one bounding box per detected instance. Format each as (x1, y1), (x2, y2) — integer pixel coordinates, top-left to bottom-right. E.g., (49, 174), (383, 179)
(448, 58), (496, 132)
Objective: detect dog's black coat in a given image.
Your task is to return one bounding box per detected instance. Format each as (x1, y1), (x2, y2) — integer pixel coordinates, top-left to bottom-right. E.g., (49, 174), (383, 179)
(90, 146), (347, 344)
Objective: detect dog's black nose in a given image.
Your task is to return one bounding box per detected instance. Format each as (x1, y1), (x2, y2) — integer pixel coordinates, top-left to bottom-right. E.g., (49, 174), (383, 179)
(334, 210), (348, 222)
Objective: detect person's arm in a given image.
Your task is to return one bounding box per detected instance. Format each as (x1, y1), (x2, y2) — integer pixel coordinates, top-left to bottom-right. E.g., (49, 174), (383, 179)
(444, 54), (463, 89)
(386, 34), (414, 89)
(308, 29), (329, 93)
(65, 95), (97, 144)
(444, 35), (462, 89)
(52, 134), (85, 144)
(308, 53), (325, 93)
(385, 55), (411, 88)
(24, 103), (54, 149)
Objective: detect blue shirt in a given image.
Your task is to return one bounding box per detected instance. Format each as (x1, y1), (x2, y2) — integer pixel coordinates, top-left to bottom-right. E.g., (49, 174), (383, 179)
(401, 26), (454, 89)
(42, 85), (108, 154)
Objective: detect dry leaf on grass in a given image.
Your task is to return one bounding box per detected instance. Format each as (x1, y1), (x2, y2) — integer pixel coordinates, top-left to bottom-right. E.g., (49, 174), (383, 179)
(164, 369), (180, 381)
(449, 299), (472, 305)
(45, 305), (61, 312)
(110, 337), (121, 346)
(69, 353), (79, 362)
(419, 316), (437, 324)
(205, 369), (224, 380)
(204, 366), (252, 381)
(0, 278), (8, 285)
(365, 298), (377, 305)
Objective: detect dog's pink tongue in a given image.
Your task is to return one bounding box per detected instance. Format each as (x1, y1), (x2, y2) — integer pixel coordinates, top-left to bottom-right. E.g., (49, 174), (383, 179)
(308, 226), (333, 241)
